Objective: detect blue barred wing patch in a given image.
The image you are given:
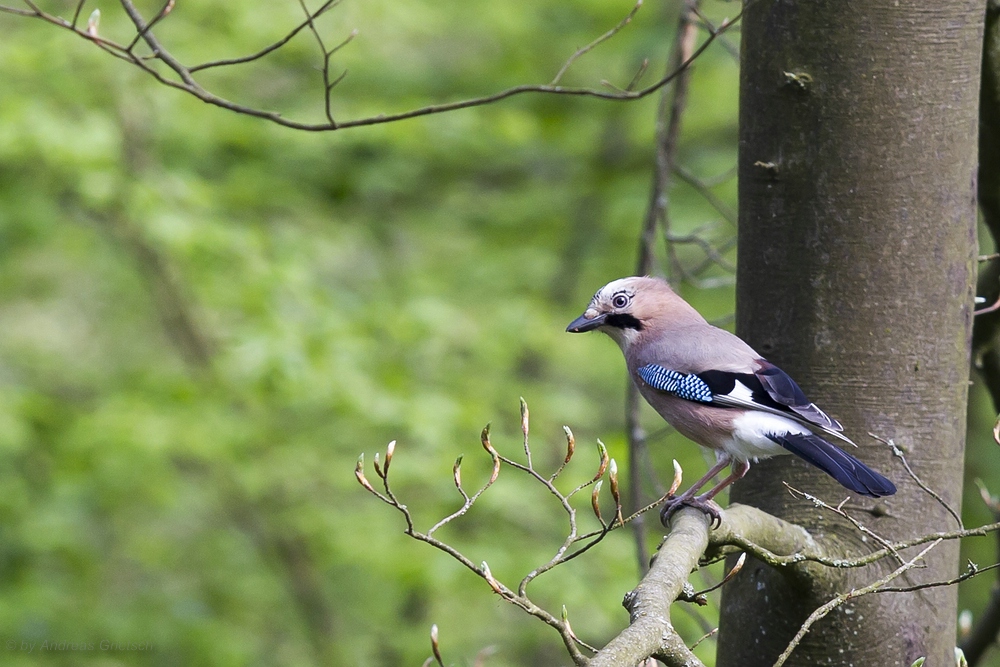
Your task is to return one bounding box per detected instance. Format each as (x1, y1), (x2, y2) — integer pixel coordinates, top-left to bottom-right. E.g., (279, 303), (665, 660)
(637, 365), (713, 403)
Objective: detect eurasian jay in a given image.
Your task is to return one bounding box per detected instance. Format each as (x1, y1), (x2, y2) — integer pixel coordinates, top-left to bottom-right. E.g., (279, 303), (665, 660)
(567, 276), (895, 523)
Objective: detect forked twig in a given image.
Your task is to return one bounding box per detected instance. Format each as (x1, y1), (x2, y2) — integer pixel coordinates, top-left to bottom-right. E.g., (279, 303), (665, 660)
(870, 432), (963, 528)
(355, 403), (638, 665)
(550, 0), (643, 86)
(190, 0), (342, 71)
(3, 0), (752, 132)
(771, 540), (943, 667)
(784, 483), (905, 566)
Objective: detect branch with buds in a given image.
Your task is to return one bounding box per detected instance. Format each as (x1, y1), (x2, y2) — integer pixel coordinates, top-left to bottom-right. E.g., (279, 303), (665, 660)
(356, 399), (650, 664)
(358, 404), (1000, 666)
(0, 0), (748, 132)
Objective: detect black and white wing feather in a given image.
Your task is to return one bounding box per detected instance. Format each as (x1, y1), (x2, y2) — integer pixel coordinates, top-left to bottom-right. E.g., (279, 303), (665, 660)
(753, 361), (843, 431)
(637, 362), (857, 447)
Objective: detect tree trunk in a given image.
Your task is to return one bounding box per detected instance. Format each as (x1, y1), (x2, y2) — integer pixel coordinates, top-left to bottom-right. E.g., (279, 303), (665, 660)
(719, 2), (982, 666)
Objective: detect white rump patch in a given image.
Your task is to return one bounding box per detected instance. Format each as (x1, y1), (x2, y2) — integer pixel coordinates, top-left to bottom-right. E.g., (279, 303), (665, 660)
(723, 412), (810, 462)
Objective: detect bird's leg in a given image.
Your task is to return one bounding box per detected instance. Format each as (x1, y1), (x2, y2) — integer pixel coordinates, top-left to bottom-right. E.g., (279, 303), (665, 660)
(660, 456), (734, 528)
(698, 458), (750, 502)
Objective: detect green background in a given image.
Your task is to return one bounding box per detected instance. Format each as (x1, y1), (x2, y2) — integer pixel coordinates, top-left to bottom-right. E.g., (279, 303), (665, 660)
(0, 1), (994, 665)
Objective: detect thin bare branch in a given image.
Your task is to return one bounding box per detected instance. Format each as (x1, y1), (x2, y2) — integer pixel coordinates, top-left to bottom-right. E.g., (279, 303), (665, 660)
(0, 4), (35, 16)
(425, 430), (501, 535)
(328, 30), (356, 58)
(520, 397), (532, 469)
(717, 513), (1000, 571)
(190, 0), (342, 71)
(673, 164), (737, 225)
(358, 418), (620, 665)
(70, 0), (86, 27)
(690, 551), (745, 599)
(626, 58), (650, 91)
(296, 0), (337, 125)
(771, 540), (942, 667)
(689, 627), (718, 650)
(125, 0), (174, 52)
(875, 560), (1000, 594)
(665, 228), (737, 273)
(784, 484), (904, 566)
(550, 0), (643, 86)
(7, 0), (749, 132)
(116, 0), (195, 85)
(626, 0), (701, 579)
(871, 432), (963, 528)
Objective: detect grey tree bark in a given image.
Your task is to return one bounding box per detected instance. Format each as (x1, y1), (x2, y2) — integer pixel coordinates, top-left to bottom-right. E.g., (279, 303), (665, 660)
(719, 2), (983, 666)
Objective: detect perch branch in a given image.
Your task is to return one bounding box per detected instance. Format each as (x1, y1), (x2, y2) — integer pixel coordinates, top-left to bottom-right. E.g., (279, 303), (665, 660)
(588, 508), (711, 667)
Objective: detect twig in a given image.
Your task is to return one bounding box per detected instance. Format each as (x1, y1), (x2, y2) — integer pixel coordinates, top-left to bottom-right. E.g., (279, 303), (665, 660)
(70, 0), (86, 27)
(0, 4), (36, 17)
(190, 0), (341, 71)
(576, 460), (681, 543)
(689, 627), (718, 650)
(784, 484), (904, 566)
(960, 482), (1000, 665)
(688, 4), (739, 61)
(423, 427), (501, 535)
(771, 540), (942, 667)
(706, 503), (1000, 571)
(673, 164), (737, 225)
(689, 551), (745, 600)
(870, 432), (963, 528)
(626, 59), (650, 91)
(664, 228), (737, 273)
(296, 0), (348, 126)
(519, 397), (532, 469)
(6, 0), (750, 132)
(550, 0), (643, 86)
(548, 426), (577, 482)
(977, 294), (1000, 316)
(875, 560), (1000, 594)
(686, 236), (737, 280)
(125, 0), (174, 52)
(625, 0), (702, 578)
(356, 411), (631, 665)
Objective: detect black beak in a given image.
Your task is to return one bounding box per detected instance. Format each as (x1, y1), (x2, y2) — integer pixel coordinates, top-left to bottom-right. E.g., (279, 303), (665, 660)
(566, 312), (607, 333)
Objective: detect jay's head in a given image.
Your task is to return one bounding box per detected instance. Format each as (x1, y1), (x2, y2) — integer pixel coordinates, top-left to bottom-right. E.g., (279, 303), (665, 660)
(567, 276), (698, 348)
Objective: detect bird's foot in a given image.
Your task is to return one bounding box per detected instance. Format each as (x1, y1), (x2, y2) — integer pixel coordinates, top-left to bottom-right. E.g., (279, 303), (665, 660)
(659, 494), (723, 529)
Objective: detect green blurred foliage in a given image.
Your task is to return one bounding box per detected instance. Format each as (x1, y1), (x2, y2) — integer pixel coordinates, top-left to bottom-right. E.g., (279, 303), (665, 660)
(0, 2), (739, 664)
(2, 1), (996, 666)
(960, 378), (1000, 667)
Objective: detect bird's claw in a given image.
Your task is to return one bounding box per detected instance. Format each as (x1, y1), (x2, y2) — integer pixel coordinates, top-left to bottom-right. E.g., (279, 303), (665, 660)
(659, 495), (723, 529)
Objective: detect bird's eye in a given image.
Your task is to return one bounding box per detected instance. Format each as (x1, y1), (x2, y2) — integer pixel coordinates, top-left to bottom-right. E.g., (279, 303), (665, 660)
(612, 294), (630, 309)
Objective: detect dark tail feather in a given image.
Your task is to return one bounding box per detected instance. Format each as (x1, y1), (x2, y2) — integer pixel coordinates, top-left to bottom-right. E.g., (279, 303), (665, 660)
(768, 432), (897, 498)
